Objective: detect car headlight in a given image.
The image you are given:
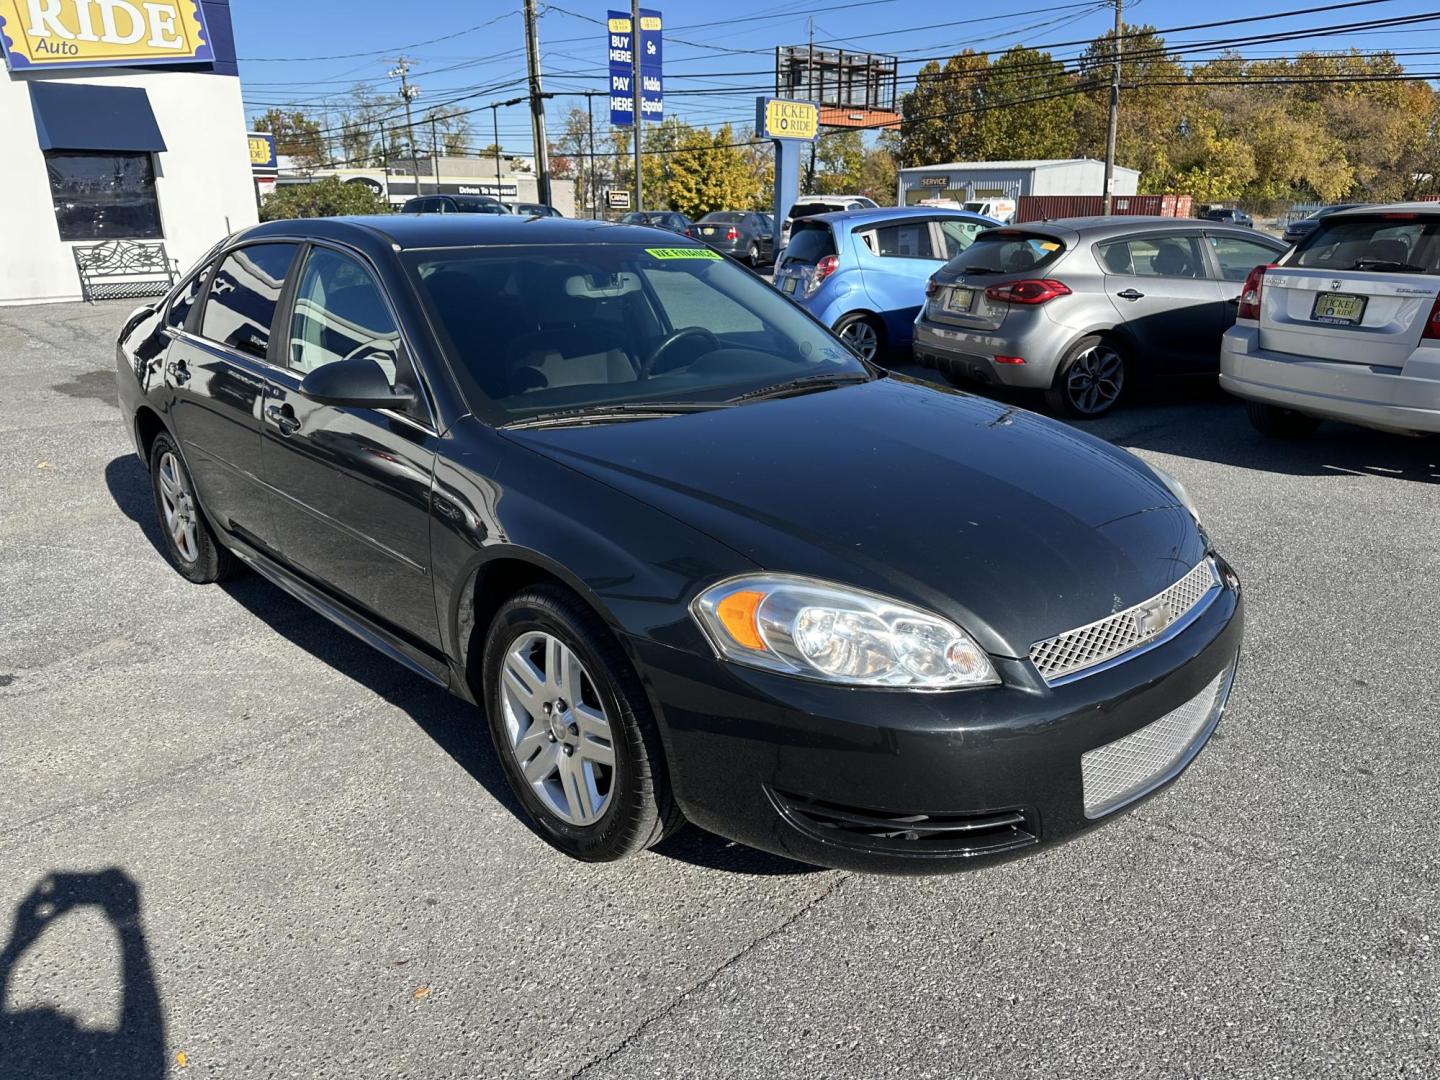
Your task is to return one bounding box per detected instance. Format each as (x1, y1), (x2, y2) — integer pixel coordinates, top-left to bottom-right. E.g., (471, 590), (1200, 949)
(691, 574), (999, 690)
(1148, 462), (1200, 524)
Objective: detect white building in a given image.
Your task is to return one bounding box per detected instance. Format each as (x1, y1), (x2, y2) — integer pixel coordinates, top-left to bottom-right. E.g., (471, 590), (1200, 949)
(0, 0), (256, 305)
(898, 158), (1141, 208)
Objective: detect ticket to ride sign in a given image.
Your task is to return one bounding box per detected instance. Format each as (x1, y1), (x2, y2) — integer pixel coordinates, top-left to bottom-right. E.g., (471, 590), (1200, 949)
(0, 0), (214, 70)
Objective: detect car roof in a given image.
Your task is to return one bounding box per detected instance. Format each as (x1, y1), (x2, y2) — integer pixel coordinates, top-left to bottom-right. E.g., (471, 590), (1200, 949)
(236, 215), (696, 251)
(999, 216), (1279, 242)
(802, 207), (1000, 229)
(1326, 201), (1440, 218)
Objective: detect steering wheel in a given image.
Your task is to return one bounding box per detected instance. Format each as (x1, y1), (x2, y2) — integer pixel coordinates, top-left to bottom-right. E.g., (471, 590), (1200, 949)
(645, 326), (720, 376)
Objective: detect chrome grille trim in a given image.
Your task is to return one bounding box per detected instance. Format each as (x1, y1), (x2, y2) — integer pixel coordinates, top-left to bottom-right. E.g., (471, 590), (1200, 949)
(1081, 665), (1234, 818)
(1030, 559), (1221, 685)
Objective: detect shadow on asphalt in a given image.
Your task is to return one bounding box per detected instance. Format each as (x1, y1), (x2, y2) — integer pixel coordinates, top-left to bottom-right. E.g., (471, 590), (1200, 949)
(103, 454), (817, 878)
(0, 869), (165, 1080)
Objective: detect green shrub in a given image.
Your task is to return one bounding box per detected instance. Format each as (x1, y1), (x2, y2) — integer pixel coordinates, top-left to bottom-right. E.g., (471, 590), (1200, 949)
(260, 177), (390, 221)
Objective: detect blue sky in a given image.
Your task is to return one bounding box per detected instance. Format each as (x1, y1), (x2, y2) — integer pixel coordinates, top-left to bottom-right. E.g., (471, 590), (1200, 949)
(232, 0), (1438, 156)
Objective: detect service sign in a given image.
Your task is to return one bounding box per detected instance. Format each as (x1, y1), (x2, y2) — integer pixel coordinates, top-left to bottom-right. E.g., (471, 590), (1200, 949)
(607, 8), (662, 126)
(756, 98), (819, 142)
(0, 0), (213, 70)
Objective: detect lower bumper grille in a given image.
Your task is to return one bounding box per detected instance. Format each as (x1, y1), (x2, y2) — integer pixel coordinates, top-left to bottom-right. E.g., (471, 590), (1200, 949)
(770, 790), (1039, 857)
(1081, 664), (1235, 818)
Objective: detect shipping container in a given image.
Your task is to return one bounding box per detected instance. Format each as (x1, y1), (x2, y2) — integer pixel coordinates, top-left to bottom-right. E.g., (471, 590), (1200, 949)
(1014, 194), (1193, 223)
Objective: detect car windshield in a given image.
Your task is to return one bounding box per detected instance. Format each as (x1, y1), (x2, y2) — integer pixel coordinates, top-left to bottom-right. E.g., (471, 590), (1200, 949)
(408, 244), (866, 421)
(941, 231), (1064, 275)
(1290, 215), (1440, 274)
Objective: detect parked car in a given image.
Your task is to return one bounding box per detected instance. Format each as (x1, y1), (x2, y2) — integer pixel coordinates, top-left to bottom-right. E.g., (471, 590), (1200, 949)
(514, 202), (564, 218)
(619, 210), (692, 233)
(913, 217), (1287, 416)
(779, 194), (879, 250)
(1221, 203), (1440, 437)
(401, 195), (510, 215)
(772, 207), (999, 363)
(1280, 203), (1365, 245)
(1200, 207), (1254, 228)
(687, 211), (774, 266)
(114, 214), (1242, 874)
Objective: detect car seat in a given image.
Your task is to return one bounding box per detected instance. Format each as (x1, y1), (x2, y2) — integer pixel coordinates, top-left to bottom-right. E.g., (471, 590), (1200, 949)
(1151, 242), (1196, 278)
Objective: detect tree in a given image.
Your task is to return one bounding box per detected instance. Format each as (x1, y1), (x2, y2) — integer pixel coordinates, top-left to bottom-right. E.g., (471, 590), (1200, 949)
(260, 177), (390, 221)
(335, 87), (389, 168)
(646, 122), (763, 217)
(815, 130), (864, 195)
(975, 47), (1073, 161)
(899, 52), (990, 165)
(253, 108), (327, 169)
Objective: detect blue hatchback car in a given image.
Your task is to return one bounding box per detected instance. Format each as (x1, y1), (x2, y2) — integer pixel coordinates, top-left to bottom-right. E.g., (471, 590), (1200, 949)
(773, 207), (1000, 363)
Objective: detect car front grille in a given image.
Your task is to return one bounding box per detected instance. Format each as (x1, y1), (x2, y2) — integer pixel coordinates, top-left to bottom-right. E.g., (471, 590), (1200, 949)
(770, 790), (1039, 857)
(1080, 664), (1234, 818)
(1030, 559), (1220, 684)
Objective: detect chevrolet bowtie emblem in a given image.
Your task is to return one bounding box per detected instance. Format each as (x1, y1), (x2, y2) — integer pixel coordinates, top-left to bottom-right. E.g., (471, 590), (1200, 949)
(1134, 599), (1176, 639)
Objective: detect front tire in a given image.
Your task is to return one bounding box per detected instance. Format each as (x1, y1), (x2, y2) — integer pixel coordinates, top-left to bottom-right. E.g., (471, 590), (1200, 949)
(1246, 401), (1321, 438)
(1045, 335), (1128, 418)
(834, 313), (885, 364)
(148, 433), (241, 584)
(482, 585), (681, 862)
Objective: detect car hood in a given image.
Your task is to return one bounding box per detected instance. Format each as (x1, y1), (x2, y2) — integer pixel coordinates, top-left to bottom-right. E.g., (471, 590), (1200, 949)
(503, 377), (1206, 658)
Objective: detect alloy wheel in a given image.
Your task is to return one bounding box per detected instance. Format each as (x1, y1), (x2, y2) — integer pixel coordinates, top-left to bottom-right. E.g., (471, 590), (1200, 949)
(1064, 345), (1125, 415)
(157, 451), (200, 563)
(500, 631), (616, 826)
(839, 319), (880, 363)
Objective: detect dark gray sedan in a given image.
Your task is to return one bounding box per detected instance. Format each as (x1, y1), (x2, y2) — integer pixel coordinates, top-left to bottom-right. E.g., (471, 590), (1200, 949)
(689, 211), (774, 266)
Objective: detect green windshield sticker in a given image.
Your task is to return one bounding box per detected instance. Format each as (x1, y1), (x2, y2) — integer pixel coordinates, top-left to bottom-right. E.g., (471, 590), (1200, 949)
(645, 247), (723, 261)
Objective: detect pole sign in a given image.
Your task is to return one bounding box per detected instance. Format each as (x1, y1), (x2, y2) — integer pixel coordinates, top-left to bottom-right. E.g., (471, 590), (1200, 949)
(607, 9), (661, 126)
(247, 132), (278, 173)
(755, 97), (819, 143)
(0, 0), (214, 70)
(606, 189), (631, 210)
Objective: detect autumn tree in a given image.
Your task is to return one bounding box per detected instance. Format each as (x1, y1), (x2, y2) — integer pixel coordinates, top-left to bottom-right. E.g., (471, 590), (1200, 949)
(253, 108), (327, 169)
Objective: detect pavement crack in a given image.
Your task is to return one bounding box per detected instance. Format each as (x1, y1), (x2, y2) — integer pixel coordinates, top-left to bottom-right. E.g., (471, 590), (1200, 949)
(568, 870), (851, 1079)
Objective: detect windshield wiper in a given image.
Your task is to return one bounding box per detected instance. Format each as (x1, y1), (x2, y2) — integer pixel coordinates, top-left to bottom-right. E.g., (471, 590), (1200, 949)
(727, 372), (871, 404)
(1351, 258), (1429, 273)
(503, 401), (735, 430)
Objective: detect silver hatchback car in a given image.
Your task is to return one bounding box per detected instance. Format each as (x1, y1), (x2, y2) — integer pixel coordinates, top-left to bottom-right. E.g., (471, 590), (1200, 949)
(913, 218), (1286, 416)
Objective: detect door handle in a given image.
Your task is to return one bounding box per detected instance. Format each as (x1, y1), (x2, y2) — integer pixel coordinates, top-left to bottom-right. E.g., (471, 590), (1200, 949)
(165, 360), (191, 385)
(266, 403), (300, 437)
(1116, 289), (1145, 301)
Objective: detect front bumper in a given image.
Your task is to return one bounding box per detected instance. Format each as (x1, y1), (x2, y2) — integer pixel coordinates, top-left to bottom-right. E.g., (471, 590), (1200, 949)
(632, 558), (1244, 874)
(911, 315), (1058, 390)
(1220, 326), (1440, 434)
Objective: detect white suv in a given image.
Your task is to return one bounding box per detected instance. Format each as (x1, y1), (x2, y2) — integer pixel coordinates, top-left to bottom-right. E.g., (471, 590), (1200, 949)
(1220, 203), (1440, 437)
(779, 195), (879, 249)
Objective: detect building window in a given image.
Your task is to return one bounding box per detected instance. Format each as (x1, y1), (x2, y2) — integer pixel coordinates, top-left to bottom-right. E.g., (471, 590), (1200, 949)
(45, 151), (162, 242)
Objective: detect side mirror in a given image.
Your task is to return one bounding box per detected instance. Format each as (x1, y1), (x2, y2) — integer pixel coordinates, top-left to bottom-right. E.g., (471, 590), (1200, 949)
(299, 356), (415, 409)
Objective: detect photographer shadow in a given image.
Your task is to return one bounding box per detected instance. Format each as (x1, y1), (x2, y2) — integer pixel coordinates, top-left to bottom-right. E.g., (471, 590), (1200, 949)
(0, 869), (164, 1080)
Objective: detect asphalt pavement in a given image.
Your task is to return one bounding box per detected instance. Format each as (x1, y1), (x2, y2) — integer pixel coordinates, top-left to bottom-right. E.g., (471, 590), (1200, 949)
(0, 301), (1436, 1079)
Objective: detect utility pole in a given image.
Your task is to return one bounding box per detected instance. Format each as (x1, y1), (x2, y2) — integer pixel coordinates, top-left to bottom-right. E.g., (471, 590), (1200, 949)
(586, 91), (598, 219)
(806, 18), (817, 195)
(1102, 0), (1123, 215)
(389, 58), (423, 202)
(631, 0), (642, 211)
(523, 0), (552, 205)
(428, 112), (441, 197)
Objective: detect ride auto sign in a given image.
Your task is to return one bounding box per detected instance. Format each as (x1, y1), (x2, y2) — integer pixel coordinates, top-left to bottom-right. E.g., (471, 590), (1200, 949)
(608, 8), (662, 126)
(0, 0), (213, 69)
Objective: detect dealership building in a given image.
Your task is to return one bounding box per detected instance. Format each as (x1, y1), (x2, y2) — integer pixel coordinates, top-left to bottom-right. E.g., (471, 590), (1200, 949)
(898, 158), (1141, 207)
(0, 0), (257, 305)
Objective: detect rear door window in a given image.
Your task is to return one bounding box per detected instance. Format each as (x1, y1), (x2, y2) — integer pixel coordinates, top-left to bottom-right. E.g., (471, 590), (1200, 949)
(200, 243), (300, 360)
(783, 223), (837, 265)
(943, 231), (1063, 275)
(1292, 216), (1440, 274)
(871, 220), (937, 259)
(937, 220), (984, 260)
(1097, 236), (1206, 279)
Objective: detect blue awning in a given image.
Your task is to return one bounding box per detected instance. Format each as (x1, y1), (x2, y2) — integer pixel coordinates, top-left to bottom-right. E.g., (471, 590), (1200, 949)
(30, 83), (167, 153)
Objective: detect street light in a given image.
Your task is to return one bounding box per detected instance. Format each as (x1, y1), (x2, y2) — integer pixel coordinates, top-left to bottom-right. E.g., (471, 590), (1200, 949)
(489, 96), (526, 201)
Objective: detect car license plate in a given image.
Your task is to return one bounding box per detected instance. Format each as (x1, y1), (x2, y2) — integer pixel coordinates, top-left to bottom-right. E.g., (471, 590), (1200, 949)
(701, 227), (716, 236)
(782, 275), (799, 294)
(1311, 292), (1366, 325)
(946, 287), (975, 314)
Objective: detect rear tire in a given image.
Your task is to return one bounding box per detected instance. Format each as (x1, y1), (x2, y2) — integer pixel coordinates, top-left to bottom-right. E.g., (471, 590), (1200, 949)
(1045, 335), (1128, 418)
(148, 433), (242, 584)
(746, 243), (759, 267)
(1246, 401), (1321, 438)
(834, 313), (885, 364)
(482, 584), (682, 862)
